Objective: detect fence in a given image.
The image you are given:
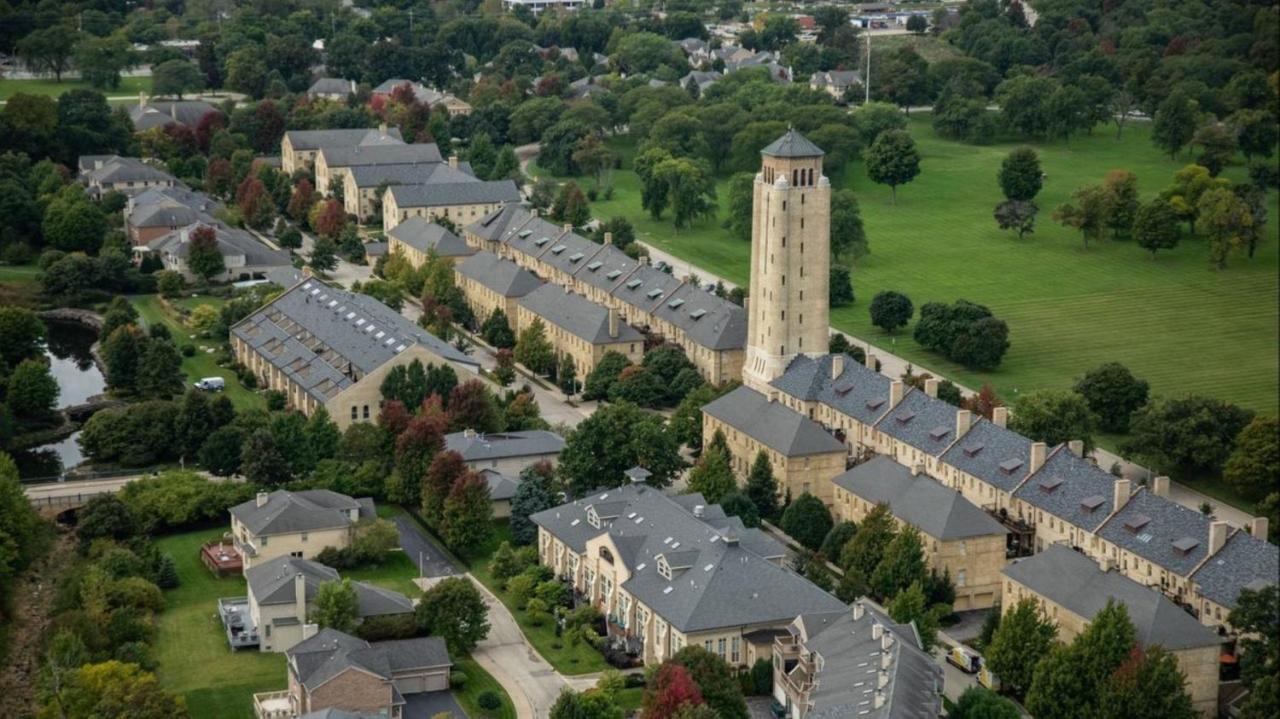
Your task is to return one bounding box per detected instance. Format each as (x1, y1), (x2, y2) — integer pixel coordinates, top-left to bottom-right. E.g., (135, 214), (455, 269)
(28, 491), (115, 509)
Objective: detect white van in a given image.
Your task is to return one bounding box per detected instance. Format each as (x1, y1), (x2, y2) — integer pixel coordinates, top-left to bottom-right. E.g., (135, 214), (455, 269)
(194, 377), (226, 392)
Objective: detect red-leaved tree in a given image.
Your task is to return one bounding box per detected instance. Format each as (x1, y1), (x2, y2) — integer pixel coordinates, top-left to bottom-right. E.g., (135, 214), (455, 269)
(423, 450), (467, 526)
(642, 664), (705, 719)
(313, 198), (346, 239)
(288, 179), (316, 223)
(378, 399), (411, 436)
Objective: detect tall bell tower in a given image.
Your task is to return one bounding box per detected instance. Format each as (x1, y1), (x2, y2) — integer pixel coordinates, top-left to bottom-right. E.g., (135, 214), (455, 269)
(743, 129), (831, 393)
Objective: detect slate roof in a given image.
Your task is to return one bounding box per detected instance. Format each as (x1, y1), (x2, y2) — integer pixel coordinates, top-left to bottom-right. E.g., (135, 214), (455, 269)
(761, 128), (824, 158)
(1098, 488), (1215, 578)
(771, 354), (893, 427)
(467, 205), (529, 244)
(532, 484), (840, 633)
(1013, 446), (1122, 532)
(298, 709), (382, 719)
(346, 160), (475, 189)
(230, 490), (372, 537)
(518, 284), (643, 344)
(308, 78), (357, 96)
(793, 605), (943, 719)
(387, 218), (475, 258)
(387, 179), (520, 208)
(288, 629), (451, 692)
(810, 70), (862, 88)
(147, 222), (291, 269)
(649, 281), (748, 351)
(130, 185), (223, 214)
(129, 100), (219, 130)
(444, 430), (566, 462)
(701, 386), (845, 458)
(454, 251), (543, 297)
(230, 279), (478, 403)
(246, 556), (414, 618)
(610, 264), (682, 316)
(873, 388), (964, 458)
(939, 418), (1034, 494)
(320, 143), (443, 168)
(571, 243), (638, 295)
(128, 202), (203, 229)
(83, 156), (175, 185)
(371, 79), (443, 105)
(283, 127), (404, 151)
(1003, 545), (1222, 651)
(1192, 529), (1280, 609)
(680, 70), (722, 89)
(832, 456), (1007, 540)
(480, 468), (520, 501)
(538, 228), (604, 278)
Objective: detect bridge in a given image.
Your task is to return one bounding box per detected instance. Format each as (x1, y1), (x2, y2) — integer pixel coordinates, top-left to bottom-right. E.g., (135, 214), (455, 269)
(24, 468), (233, 510)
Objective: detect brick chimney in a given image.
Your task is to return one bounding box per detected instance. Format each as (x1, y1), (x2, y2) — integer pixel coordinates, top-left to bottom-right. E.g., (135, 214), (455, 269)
(1209, 521), (1230, 555)
(889, 380), (904, 408)
(294, 571), (307, 623)
(871, 623), (883, 640)
(603, 231), (613, 245)
(830, 354), (844, 380)
(449, 155), (459, 169)
(992, 406), (1009, 428)
(853, 601), (865, 620)
(608, 308), (619, 339)
(1252, 517), (1270, 541)
(1151, 476), (1170, 498)
(1113, 479), (1131, 512)
(1030, 442), (1047, 474)
(956, 409), (972, 438)
(865, 352), (877, 370)
(1068, 440), (1085, 457)
(924, 378), (939, 398)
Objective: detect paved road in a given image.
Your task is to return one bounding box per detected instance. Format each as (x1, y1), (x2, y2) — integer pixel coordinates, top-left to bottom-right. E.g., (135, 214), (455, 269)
(637, 240), (1256, 529)
(465, 574), (568, 719)
(393, 515), (457, 580)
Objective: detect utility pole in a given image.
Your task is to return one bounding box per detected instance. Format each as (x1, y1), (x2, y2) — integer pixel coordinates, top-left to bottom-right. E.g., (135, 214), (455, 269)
(864, 30), (871, 104)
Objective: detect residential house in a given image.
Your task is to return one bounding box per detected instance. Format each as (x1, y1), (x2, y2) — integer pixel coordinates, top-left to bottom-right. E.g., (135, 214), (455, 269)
(307, 78), (358, 101)
(935, 410), (1036, 516)
(680, 70), (722, 92)
(381, 180), (520, 232)
(229, 490), (374, 570)
(343, 159), (477, 221)
(1010, 444), (1119, 554)
(452, 251), (543, 324)
(385, 218), (474, 268)
(78, 155), (176, 197)
(370, 79), (472, 116)
(514, 283), (645, 378)
(142, 221), (292, 282)
(869, 383), (971, 476)
(124, 185), (223, 245)
(128, 95), (219, 132)
(809, 70), (862, 101)
(1189, 524), (1278, 631)
(230, 278), (480, 428)
(281, 126), (404, 175)
(479, 469), (522, 519)
(444, 428), (566, 475)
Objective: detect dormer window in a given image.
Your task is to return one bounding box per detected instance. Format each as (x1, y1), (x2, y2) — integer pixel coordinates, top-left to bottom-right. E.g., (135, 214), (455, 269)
(999, 459), (1024, 475)
(599, 547), (614, 564)
(866, 398), (886, 411)
(626, 279), (642, 290)
(1038, 476), (1063, 493)
(587, 507), (601, 529)
(895, 411), (916, 425)
(1123, 514), (1151, 533)
(657, 555), (672, 580)
(929, 426), (950, 441)
(587, 261), (603, 271)
(689, 309), (706, 320)
(1172, 537), (1199, 555)
(1081, 495), (1105, 513)
(833, 380), (854, 395)
(963, 444), (984, 458)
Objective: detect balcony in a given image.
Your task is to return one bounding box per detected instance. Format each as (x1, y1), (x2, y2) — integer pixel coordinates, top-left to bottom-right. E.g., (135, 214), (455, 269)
(217, 597), (259, 650)
(252, 690), (293, 719)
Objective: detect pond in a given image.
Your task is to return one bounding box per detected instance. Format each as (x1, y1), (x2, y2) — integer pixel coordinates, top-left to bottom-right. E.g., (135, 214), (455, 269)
(12, 320), (105, 478)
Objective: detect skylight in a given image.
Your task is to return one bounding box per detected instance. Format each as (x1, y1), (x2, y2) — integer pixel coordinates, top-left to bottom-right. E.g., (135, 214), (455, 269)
(626, 279), (642, 289)
(646, 288), (663, 299)
(550, 244), (566, 254)
(587, 261), (603, 271)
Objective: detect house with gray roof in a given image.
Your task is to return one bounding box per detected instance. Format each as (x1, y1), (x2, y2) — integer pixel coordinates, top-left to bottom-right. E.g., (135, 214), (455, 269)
(78, 155), (177, 197)
(532, 482), (842, 668)
(246, 556), (414, 653)
(832, 455), (1008, 609)
(125, 185), (224, 245)
(1012, 445), (1123, 551)
(255, 629), (451, 719)
(680, 70), (722, 91)
(939, 416), (1039, 513)
(515, 284), (644, 377)
(128, 97), (219, 132)
(281, 125), (404, 174)
(774, 601), (943, 719)
(445, 428), (565, 475)
(1096, 486), (1215, 602)
(316, 142), (444, 195)
(809, 69), (862, 101)
(383, 179), (520, 232)
(1003, 545), (1224, 715)
(453, 250), (543, 323)
(1191, 526), (1278, 627)
(479, 468), (522, 517)
(344, 160), (478, 220)
(770, 353), (896, 456)
(307, 77), (358, 100)
(370, 79), (472, 116)
(871, 387), (972, 471)
(386, 218), (475, 266)
(143, 221), (291, 282)
(230, 278), (480, 431)
(229, 489), (374, 569)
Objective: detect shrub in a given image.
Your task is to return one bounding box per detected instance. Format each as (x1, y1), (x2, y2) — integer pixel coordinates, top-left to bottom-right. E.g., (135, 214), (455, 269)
(450, 670), (469, 688)
(355, 613), (419, 641)
(180, 344), (196, 357)
(478, 690), (502, 711)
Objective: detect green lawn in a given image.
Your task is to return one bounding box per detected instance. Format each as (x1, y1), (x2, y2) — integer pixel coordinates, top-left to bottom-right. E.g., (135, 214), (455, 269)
(129, 294), (265, 411)
(454, 656), (518, 719)
(0, 264), (41, 282)
(0, 75), (152, 101)
(469, 521), (610, 676)
(536, 118), (1280, 416)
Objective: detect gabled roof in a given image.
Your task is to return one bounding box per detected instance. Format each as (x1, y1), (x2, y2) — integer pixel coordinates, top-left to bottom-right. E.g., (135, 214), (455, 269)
(387, 218), (475, 258)
(129, 100), (219, 130)
(517, 284), (644, 345)
(771, 354), (893, 427)
(1098, 488), (1214, 578)
(649, 282), (747, 351)
(147, 221), (291, 269)
(832, 456), (1007, 540)
(346, 160), (475, 189)
(701, 386), (845, 458)
(1013, 446), (1121, 532)
(872, 388), (963, 457)
(308, 78), (358, 96)
(479, 468), (521, 501)
(761, 128), (824, 158)
(320, 143), (443, 168)
(610, 264), (682, 314)
(570, 242), (638, 294)
(288, 629), (451, 692)
(444, 429), (565, 462)
(246, 556), (414, 618)
(284, 127), (404, 151)
(1191, 529), (1279, 609)
(454, 251), (543, 298)
(1003, 545), (1222, 651)
(939, 418), (1034, 494)
(230, 490), (371, 536)
(387, 179), (520, 208)
(467, 205), (529, 244)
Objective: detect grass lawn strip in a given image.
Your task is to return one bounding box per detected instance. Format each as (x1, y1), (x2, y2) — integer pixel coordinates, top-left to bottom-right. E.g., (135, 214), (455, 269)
(0, 75), (153, 101)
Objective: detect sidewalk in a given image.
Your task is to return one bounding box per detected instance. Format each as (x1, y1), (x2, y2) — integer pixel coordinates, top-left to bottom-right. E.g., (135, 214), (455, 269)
(638, 241), (1256, 529)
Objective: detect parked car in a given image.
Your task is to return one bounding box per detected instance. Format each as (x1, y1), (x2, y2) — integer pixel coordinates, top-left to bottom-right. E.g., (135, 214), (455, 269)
(947, 645), (981, 673)
(194, 377), (226, 392)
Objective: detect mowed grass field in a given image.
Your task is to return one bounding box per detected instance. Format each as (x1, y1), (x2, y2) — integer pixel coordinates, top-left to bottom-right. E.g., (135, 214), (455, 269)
(0, 75), (152, 101)
(536, 117), (1280, 414)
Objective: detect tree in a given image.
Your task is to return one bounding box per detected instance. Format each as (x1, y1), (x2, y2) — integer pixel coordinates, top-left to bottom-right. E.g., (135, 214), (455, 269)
(853, 102), (909, 147)
(442, 472), (493, 553)
(887, 580), (939, 651)
(830, 189), (869, 260)
(654, 157), (718, 230)
(669, 646), (748, 719)
(686, 446), (736, 504)
(1228, 585), (1278, 715)
(950, 687), (1019, 719)
(1125, 396), (1255, 478)
(310, 579), (359, 633)
(998, 147), (1042, 202)
(994, 200), (1038, 240)
(723, 172), (754, 242)
(1193, 123), (1238, 176)
(1152, 91), (1199, 159)
(718, 489), (759, 528)
(135, 339), (183, 399)
(642, 663), (705, 719)
(448, 380), (502, 435)
(1101, 646), (1197, 719)
(53, 660), (187, 719)
(551, 181), (591, 227)
(1224, 417), (1280, 501)
(6, 358), (58, 418)
(870, 526), (927, 599)
(1008, 389), (1097, 452)
(310, 237), (339, 272)
(820, 522), (858, 561)
(1132, 198), (1181, 257)
(1103, 170), (1140, 240)
(829, 266), (855, 308)
(1074, 363), (1150, 434)
(17, 25), (78, 82)
(869, 290), (913, 334)
(481, 309), (516, 349)
(182, 225), (224, 283)
(151, 60), (204, 100)
(558, 402), (683, 496)
(865, 129), (921, 204)
(510, 463), (557, 545)
(241, 429), (292, 486)
(985, 598), (1057, 699)
(1027, 600), (1136, 719)
(0, 307), (46, 368)
(1054, 184), (1109, 249)
(1161, 164), (1228, 235)
(557, 354), (579, 397)
(744, 451), (779, 520)
(74, 35), (135, 90)
(416, 576), (490, 655)
(101, 326), (142, 392)
(42, 187), (106, 253)
(906, 14), (928, 35)
(780, 492), (833, 551)
(839, 504), (896, 578)
(423, 450), (468, 527)
(1198, 186), (1253, 269)
(514, 319), (555, 375)
(582, 351), (631, 401)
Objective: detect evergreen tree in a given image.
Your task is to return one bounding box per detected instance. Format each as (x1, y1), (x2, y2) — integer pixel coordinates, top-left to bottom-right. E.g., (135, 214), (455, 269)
(744, 451), (779, 519)
(686, 446), (737, 504)
(481, 308), (516, 349)
(135, 339), (184, 399)
(779, 493), (833, 551)
(557, 354), (578, 397)
(839, 504), (896, 578)
(869, 526), (927, 599)
(718, 489), (760, 528)
(510, 463), (557, 544)
(887, 580), (939, 651)
(305, 407), (342, 465)
(582, 351), (631, 400)
(515, 319), (555, 375)
(241, 429), (292, 486)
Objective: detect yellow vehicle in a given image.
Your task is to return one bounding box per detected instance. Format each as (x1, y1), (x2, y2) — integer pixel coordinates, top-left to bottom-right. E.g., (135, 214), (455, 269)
(947, 646), (981, 673)
(978, 664), (1001, 691)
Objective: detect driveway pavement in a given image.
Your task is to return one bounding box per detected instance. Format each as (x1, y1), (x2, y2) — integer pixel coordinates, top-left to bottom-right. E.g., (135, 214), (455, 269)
(405, 690), (468, 718)
(393, 515), (457, 579)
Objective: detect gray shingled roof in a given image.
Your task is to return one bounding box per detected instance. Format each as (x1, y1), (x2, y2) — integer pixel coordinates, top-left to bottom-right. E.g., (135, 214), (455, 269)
(246, 556), (414, 618)
(128, 185), (222, 216)
(1003, 545), (1222, 651)
(873, 389), (964, 458)
(701, 386), (845, 458)
(771, 354), (893, 427)
(1192, 529), (1279, 609)
(795, 605), (943, 719)
(387, 179), (520, 208)
(84, 156), (175, 185)
(387, 218), (475, 258)
(454, 251), (543, 297)
(761, 128), (824, 158)
(129, 100), (218, 130)
(1098, 488), (1214, 578)
(128, 202), (202, 229)
(371, 79), (444, 105)
(532, 484), (840, 633)
(939, 418), (1034, 494)
(467, 205), (528, 244)
(288, 629), (451, 692)
(308, 78), (357, 96)
(832, 456), (1007, 540)
(610, 264), (682, 316)
(283, 127), (404, 151)
(298, 709), (382, 719)
(572, 242), (638, 295)
(444, 429), (565, 462)
(320, 143), (442, 168)
(538, 229), (604, 277)
(230, 490), (371, 536)
(1013, 446), (1121, 532)
(480, 468), (520, 501)
(518, 284), (643, 344)
(148, 222), (291, 269)
(649, 282), (747, 351)
(346, 161), (475, 189)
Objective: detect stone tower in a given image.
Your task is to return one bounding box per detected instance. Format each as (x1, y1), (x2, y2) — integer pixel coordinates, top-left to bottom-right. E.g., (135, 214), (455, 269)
(743, 129), (831, 393)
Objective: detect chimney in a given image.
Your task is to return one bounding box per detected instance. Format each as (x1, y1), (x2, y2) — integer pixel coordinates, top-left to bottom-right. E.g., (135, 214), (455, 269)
(464, 428), (477, 439)
(877, 669), (889, 688)
(1209, 521), (1229, 555)
(853, 601), (865, 621)
(378, 122), (388, 136)
(1151, 476), (1170, 498)
(992, 406), (1009, 428)
(693, 505), (705, 518)
(1113, 479), (1131, 513)
(563, 223), (573, 233)
(924, 378), (939, 398)
(865, 352), (877, 371)
(608, 308), (619, 339)
(449, 155), (459, 169)
(294, 571), (307, 623)
(1252, 517), (1270, 541)
(956, 409), (972, 438)
(871, 623), (883, 640)
(874, 691), (886, 709)
(830, 354), (844, 380)
(889, 380), (904, 408)
(880, 651), (892, 670)
(1030, 442), (1047, 474)
(881, 631), (895, 651)
(1069, 440), (1085, 457)
(301, 622), (318, 642)
(603, 231), (613, 245)
(531, 207), (540, 217)
(256, 491), (269, 508)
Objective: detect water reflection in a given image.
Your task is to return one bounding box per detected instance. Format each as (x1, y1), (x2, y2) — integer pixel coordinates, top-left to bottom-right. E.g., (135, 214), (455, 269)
(12, 320), (104, 478)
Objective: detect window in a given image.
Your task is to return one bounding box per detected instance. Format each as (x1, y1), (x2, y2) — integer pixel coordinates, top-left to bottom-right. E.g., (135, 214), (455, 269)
(731, 637), (741, 664)
(957, 569), (966, 587)
(290, 551), (303, 558)
(705, 640), (713, 652)
(362, 405), (370, 419)
(301, 533), (309, 542)
(351, 406), (358, 420)
(718, 638), (726, 657)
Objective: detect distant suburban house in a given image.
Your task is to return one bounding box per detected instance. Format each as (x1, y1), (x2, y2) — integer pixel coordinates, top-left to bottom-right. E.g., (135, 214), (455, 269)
(247, 556), (414, 653)
(680, 70), (722, 92)
(307, 77), (358, 101)
(229, 490), (374, 569)
(281, 126), (405, 175)
(128, 95), (220, 132)
(809, 70), (862, 100)
(230, 278), (480, 427)
(370, 79), (472, 116)
(124, 185), (224, 245)
(78, 155), (177, 197)
(445, 428), (565, 475)
(253, 629), (452, 719)
(381, 179), (520, 232)
(452, 250), (543, 324)
(142, 221), (291, 282)
(478, 468), (522, 518)
(500, 0), (586, 14)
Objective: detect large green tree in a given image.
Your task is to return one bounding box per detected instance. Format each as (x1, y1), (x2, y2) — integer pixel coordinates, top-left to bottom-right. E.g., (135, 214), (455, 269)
(558, 402), (683, 496)
(17, 25), (78, 82)
(1010, 389), (1098, 452)
(151, 59), (205, 99)
(1132, 197), (1182, 258)
(1124, 396), (1254, 478)
(998, 147), (1043, 202)
(416, 576), (491, 655)
(865, 129), (921, 204)
(1074, 363), (1149, 434)
(779, 492), (833, 552)
(311, 579), (359, 633)
(1224, 417), (1280, 501)
(686, 446), (737, 504)
(985, 598), (1057, 698)
(1026, 600), (1137, 719)
(669, 646), (748, 719)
